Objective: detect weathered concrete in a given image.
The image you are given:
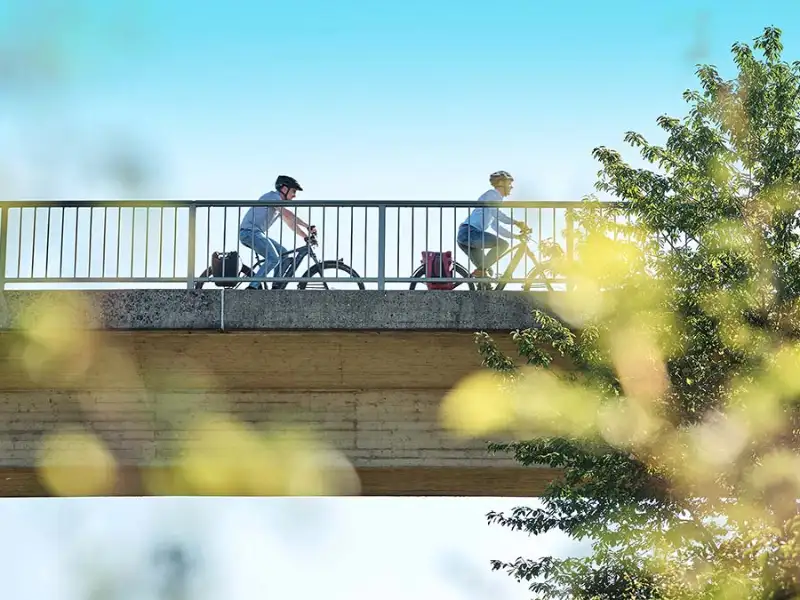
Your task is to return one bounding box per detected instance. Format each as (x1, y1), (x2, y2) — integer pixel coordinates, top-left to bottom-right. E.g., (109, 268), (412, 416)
(0, 290), (562, 497)
(0, 466), (560, 497)
(0, 289), (548, 331)
(0, 330), (559, 496)
(0, 389), (515, 468)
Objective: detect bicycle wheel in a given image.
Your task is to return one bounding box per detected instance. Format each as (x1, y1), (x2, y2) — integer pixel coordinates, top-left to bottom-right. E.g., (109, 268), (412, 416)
(522, 265), (555, 292)
(194, 265), (258, 289)
(297, 260), (366, 290)
(408, 262), (476, 290)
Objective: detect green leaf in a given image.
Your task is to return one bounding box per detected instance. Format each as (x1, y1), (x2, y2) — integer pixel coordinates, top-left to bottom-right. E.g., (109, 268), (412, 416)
(481, 25), (800, 600)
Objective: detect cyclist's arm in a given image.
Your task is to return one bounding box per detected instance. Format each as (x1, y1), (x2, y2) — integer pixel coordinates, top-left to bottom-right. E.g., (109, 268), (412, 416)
(496, 208), (515, 225)
(491, 219), (514, 238)
(496, 208), (527, 231)
(497, 208), (526, 229)
(488, 208), (513, 238)
(279, 208), (309, 237)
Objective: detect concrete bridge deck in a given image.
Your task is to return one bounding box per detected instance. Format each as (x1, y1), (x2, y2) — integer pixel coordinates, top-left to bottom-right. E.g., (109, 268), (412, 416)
(0, 290), (559, 497)
(0, 289), (545, 331)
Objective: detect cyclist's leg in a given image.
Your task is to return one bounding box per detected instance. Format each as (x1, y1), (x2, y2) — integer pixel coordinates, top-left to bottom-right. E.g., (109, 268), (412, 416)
(239, 229), (280, 289)
(458, 241), (487, 273)
(457, 226), (507, 275)
(269, 239), (292, 274)
(481, 232), (509, 274)
(457, 225), (488, 273)
(271, 239), (288, 257)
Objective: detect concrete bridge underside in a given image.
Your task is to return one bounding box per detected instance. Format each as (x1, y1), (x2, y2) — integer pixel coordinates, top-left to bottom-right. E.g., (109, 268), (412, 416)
(0, 290), (562, 497)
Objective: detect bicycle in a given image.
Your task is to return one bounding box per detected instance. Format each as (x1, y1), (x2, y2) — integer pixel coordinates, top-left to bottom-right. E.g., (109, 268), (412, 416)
(408, 224), (557, 291)
(195, 227), (365, 290)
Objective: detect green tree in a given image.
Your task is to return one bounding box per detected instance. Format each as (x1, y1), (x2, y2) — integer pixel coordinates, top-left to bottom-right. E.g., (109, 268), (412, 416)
(444, 26), (800, 599)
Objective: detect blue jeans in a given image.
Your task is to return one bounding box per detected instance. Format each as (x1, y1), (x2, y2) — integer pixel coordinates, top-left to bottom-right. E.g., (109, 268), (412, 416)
(456, 224), (509, 273)
(239, 228), (288, 288)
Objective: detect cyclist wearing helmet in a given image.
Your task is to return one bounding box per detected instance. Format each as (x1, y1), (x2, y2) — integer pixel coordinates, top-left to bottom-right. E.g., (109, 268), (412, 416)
(239, 175), (313, 290)
(456, 171), (526, 278)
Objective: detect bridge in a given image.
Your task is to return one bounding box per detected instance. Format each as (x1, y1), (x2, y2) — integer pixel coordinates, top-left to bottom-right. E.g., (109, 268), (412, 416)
(0, 199), (585, 497)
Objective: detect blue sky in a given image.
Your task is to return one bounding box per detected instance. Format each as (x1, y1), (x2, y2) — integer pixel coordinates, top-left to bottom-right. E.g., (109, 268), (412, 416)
(3, 1), (800, 598)
(4, 0), (800, 201)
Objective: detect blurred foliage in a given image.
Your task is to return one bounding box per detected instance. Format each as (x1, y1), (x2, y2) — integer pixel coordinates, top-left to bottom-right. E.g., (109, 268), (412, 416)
(8, 293), (362, 498)
(442, 26), (800, 599)
(0, 1), (159, 198)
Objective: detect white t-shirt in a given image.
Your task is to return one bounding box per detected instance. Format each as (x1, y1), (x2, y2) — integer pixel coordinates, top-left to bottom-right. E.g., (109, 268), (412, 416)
(461, 189), (514, 237)
(240, 190), (282, 233)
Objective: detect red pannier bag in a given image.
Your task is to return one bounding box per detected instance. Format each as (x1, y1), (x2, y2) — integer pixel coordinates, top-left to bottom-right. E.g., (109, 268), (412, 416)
(421, 251), (455, 290)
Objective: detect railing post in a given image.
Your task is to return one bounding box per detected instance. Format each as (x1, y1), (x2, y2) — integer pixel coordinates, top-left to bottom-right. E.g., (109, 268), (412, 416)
(565, 208), (574, 293)
(377, 203), (386, 290)
(0, 206), (7, 290)
(187, 202), (197, 289)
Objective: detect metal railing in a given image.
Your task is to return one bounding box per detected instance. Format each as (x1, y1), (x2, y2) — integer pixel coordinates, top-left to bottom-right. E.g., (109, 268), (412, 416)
(0, 199), (618, 291)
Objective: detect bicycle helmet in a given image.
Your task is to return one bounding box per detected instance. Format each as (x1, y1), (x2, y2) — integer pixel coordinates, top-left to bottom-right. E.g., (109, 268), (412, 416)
(489, 171), (513, 186)
(275, 175), (303, 191)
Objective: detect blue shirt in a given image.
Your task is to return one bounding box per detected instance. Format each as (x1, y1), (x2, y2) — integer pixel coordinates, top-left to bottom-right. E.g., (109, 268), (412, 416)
(240, 190), (282, 233)
(461, 189), (514, 237)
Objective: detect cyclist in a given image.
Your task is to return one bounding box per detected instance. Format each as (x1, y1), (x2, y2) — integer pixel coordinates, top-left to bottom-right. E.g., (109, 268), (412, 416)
(456, 170), (527, 278)
(239, 175), (314, 290)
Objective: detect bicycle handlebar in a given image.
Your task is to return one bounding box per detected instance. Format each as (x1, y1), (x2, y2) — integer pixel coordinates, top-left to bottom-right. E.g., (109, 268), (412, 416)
(304, 225), (318, 246)
(516, 225), (533, 239)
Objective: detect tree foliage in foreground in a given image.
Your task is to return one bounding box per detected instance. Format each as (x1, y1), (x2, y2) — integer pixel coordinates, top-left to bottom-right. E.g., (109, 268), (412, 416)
(441, 27), (800, 599)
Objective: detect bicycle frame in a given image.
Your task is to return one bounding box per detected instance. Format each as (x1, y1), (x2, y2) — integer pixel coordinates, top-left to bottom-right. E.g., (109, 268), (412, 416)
(197, 227), (365, 290)
(248, 237), (323, 289)
(492, 235), (550, 290)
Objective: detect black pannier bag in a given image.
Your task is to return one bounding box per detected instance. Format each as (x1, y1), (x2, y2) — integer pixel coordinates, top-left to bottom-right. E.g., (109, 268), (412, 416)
(210, 251), (240, 287)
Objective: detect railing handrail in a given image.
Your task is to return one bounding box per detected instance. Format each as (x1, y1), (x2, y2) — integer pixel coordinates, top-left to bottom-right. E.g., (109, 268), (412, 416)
(0, 199), (624, 209)
(0, 198), (631, 292)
